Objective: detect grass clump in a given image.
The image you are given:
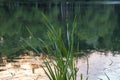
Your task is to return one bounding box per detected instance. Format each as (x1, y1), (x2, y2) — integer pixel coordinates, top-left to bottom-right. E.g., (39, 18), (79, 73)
(25, 13), (111, 80)
(40, 13), (111, 80)
(38, 13), (78, 80)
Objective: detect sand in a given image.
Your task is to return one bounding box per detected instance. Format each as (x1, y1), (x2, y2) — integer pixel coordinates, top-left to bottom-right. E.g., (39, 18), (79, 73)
(0, 56), (50, 80)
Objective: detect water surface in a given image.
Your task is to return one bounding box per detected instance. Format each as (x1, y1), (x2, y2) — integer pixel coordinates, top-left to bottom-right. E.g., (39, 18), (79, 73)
(77, 51), (120, 80)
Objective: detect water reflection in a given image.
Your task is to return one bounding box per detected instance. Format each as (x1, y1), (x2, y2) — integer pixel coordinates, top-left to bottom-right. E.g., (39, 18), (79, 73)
(77, 51), (120, 80)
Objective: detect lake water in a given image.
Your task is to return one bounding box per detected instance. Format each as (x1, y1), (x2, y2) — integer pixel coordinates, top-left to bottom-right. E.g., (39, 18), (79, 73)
(76, 51), (120, 80)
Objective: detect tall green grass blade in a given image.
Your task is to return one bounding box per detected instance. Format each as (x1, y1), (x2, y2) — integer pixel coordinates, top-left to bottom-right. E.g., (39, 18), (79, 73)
(67, 24), (70, 51)
(44, 59), (56, 80)
(70, 15), (77, 54)
(25, 26), (40, 54)
(23, 39), (39, 54)
(41, 12), (56, 34)
(98, 78), (103, 80)
(86, 76), (89, 80)
(105, 73), (110, 80)
(42, 66), (52, 80)
(80, 74), (83, 80)
(63, 58), (69, 79)
(26, 26), (34, 38)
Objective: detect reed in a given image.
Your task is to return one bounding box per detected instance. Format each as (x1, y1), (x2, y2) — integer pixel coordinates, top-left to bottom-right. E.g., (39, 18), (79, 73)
(40, 13), (111, 80)
(25, 12), (111, 80)
(39, 13), (78, 80)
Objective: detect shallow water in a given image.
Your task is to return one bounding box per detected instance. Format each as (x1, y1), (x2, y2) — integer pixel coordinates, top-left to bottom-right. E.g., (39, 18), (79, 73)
(76, 51), (120, 80)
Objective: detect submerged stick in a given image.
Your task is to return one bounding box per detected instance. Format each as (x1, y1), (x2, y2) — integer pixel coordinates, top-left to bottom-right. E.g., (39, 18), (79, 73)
(81, 52), (89, 75)
(86, 56), (89, 75)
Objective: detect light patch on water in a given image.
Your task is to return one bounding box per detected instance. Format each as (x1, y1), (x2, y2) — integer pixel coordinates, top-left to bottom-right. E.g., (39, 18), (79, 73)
(76, 51), (120, 80)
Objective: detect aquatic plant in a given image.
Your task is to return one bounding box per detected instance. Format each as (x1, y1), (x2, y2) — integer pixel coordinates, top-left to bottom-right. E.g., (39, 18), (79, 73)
(38, 13), (78, 80)
(23, 9), (113, 79)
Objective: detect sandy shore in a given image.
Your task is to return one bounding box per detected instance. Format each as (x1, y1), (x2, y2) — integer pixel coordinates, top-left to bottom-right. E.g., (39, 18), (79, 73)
(0, 56), (50, 80)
